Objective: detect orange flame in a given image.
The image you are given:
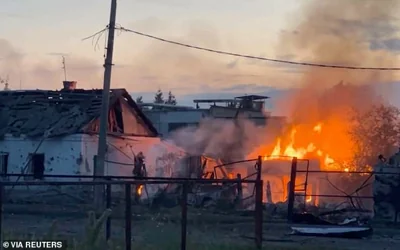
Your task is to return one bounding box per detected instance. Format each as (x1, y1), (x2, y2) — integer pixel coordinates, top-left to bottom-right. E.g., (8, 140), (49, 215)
(137, 185), (143, 196)
(258, 123), (347, 170)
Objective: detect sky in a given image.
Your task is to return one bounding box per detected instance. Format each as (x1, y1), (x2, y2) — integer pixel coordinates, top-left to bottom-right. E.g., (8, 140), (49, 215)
(1, 0), (400, 109)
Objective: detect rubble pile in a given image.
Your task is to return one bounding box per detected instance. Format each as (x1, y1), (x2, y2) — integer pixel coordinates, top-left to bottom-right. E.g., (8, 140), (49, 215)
(373, 152), (400, 222)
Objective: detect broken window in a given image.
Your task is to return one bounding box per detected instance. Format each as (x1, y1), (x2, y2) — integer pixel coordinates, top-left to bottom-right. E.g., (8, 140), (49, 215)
(29, 153), (45, 180)
(0, 152), (9, 177)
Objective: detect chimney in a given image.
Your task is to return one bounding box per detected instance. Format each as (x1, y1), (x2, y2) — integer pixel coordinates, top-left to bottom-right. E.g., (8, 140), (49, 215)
(62, 81), (77, 91)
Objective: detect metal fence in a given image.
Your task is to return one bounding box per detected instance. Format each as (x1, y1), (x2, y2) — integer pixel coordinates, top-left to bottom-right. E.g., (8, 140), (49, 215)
(286, 157), (400, 223)
(0, 157), (264, 250)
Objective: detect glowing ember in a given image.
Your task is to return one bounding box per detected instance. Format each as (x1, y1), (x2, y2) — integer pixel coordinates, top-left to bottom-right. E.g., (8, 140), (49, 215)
(313, 123), (322, 133)
(137, 185), (143, 196)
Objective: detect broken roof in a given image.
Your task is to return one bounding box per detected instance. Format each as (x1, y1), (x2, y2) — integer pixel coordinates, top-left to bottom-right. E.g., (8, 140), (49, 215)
(0, 88), (158, 138)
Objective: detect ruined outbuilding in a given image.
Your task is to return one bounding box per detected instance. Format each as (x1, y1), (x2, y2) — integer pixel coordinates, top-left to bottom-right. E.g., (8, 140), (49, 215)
(373, 154), (400, 222)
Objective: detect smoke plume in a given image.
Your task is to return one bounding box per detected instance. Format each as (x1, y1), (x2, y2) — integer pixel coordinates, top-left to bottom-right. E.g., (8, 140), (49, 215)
(277, 0), (400, 123)
(169, 0), (400, 166)
(169, 117), (274, 160)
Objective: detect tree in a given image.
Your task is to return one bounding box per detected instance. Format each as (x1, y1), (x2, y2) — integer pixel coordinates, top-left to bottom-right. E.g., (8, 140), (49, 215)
(349, 104), (400, 169)
(136, 96), (143, 104)
(165, 91), (177, 105)
(154, 89), (164, 104)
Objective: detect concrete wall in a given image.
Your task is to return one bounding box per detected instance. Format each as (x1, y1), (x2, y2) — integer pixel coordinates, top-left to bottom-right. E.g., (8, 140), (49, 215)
(144, 110), (208, 137)
(0, 134), (85, 178)
(0, 134), (189, 179)
(81, 134), (189, 197)
(81, 134), (165, 177)
(0, 133), (190, 197)
(0, 134), (85, 190)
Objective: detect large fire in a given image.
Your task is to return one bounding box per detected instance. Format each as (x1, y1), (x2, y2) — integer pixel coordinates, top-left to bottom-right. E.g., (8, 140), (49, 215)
(255, 122), (351, 172)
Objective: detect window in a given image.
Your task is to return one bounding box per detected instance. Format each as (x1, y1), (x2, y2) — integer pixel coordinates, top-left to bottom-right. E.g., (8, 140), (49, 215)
(29, 153), (45, 180)
(168, 123), (199, 132)
(0, 152), (9, 177)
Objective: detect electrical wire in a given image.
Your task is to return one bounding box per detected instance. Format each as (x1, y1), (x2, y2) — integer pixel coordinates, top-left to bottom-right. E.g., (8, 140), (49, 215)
(82, 27), (108, 52)
(118, 26), (400, 71)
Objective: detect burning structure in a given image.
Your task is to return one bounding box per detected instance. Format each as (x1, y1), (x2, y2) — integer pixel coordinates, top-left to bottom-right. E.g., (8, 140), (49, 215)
(259, 158), (320, 206)
(219, 0), (400, 213)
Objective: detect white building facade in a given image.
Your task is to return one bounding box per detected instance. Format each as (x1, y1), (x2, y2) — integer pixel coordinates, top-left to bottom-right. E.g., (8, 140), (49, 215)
(0, 86), (193, 196)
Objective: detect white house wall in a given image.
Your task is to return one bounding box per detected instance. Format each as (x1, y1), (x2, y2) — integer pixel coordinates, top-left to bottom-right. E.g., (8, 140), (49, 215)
(82, 134), (187, 173)
(0, 133), (189, 196)
(0, 134), (86, 190)
(81, 134), (188, 197)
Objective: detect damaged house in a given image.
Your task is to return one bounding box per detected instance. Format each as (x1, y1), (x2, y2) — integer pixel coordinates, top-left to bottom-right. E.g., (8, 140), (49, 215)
(0, 81), (197, 192)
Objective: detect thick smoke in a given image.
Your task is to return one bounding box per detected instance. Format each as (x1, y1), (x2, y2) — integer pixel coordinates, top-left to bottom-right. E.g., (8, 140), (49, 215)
(277, 0), (400, 123)
(169, 117), (275, 160)
(168, 0), (400, 167)
(271, 0), (400, 203)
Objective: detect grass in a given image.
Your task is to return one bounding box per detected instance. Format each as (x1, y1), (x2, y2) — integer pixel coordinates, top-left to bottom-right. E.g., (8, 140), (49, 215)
(1, 208), (348, 250)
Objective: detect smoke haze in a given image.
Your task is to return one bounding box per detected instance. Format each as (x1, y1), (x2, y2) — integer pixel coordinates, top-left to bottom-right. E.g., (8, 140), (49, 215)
(277, 0), (400, 123)
(168, 0), (400, 165)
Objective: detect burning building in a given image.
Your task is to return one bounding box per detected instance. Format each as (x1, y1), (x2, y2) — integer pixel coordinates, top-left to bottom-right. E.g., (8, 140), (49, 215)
(258, 158), (321, 206)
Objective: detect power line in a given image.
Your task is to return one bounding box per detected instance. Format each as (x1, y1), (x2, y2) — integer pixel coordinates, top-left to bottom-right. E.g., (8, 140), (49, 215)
(118, 27), (400, 71)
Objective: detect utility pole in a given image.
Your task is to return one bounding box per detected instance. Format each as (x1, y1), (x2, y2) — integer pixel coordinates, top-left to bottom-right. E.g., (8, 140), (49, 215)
(62, 56), (67, 81)
(94, 0), (117, 209)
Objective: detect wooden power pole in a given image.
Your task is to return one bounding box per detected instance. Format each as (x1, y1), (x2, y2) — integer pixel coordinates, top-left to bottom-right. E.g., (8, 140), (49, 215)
(95, 0), (117, 208)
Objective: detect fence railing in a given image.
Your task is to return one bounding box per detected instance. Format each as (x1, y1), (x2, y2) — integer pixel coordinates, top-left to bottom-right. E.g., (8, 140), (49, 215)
(286, 157), (400, 223)
(0, 156), (264, 250)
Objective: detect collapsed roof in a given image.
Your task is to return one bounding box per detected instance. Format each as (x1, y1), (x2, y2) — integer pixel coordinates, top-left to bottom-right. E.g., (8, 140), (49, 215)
(0, 88), (158, 138)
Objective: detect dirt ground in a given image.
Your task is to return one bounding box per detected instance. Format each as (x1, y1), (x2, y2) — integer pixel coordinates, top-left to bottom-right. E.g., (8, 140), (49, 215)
(2, 204), (400, 249)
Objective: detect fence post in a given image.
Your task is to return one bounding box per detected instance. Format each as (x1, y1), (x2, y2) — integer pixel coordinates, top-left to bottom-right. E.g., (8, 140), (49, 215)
(266, 181), (272, 204)
(254, 156), (263, 249)
(181, 182), (188, 250)
(287, 157), (298, 223)
(106, 178), (112, 241)
(93, 155), (104, 214)
(236, 173), (243, 208)
(0, 183), (3, 250)
(125, 183), (132, 250)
